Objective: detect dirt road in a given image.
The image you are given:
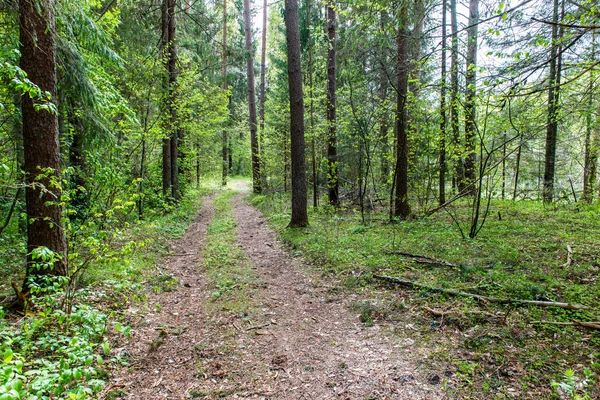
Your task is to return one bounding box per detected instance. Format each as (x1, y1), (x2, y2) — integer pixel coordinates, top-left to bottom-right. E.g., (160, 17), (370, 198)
(104, 186), (443, 399)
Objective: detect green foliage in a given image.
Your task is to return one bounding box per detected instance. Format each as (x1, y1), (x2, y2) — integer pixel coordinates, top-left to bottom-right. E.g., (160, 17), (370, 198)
(552, 368), (596, 400)
(0, 288), (110, 399)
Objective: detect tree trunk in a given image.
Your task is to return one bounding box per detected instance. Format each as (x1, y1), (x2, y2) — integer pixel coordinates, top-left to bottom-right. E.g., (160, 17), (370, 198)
(513, 131), (523, 200)
(379, 13), (390, 184)
(583, 35), (596, 203)
(308, 0), (317, 207)
(543, 0), (561, 203)
(394, 8), (410, 219)
(19, 0), (68, 287)
(161, 0), (171, 197)
(259, 0), (268, 190)
(284, 0), (308, 227)
(326, 0), (339, 206)
(167, 0), (180, 201)
(244, 0), (262, 194)
(463, 0), (479, 191)
(222, 0), (228, 186)
(439, 0), (447, 205)
(68, 102), (88, 217)
(501, 133), (506, 199)
(450, 0), (463, 191)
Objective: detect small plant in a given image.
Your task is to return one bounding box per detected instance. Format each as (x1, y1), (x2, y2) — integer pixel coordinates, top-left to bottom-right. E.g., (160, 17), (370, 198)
(551, 368), (595, 400)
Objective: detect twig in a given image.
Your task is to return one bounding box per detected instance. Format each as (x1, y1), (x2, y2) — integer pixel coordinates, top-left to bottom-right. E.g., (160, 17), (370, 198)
(373, 275), (591, 310)
(246, 322), (271, 331)
(559, 245), (573, 268)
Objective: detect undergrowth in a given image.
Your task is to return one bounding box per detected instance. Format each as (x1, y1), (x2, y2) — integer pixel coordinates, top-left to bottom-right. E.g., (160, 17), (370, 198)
(0, 183), (216, 399)
(252, 193), (600, 399)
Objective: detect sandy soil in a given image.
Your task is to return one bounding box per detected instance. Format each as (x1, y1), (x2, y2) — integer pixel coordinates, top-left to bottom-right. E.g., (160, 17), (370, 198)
(102, 187), (446, 399)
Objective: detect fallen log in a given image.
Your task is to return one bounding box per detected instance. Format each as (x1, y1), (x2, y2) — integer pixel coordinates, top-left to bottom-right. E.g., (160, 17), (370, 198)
(373, 275), (591, 311)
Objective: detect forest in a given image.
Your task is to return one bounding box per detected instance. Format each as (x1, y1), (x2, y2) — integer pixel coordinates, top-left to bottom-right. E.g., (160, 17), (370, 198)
(0, 0), (599, 398)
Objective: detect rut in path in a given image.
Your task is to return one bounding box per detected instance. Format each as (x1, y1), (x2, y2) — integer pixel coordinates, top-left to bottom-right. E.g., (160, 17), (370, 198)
(103, 189), (443, 399)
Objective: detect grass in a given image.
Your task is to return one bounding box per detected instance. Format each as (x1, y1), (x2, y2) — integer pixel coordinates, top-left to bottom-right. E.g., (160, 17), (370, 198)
(202, 190), (259, 316)
(252, 192), (600, 399)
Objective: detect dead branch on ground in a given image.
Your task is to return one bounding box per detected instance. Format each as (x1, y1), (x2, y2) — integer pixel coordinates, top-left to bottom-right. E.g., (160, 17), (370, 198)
(559, 244), (573, 268)
(373, 275), (591, 310)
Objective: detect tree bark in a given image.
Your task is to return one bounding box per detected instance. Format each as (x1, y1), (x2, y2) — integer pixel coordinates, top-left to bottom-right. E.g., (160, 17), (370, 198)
(543, 0), (561, 203)
(167, 0), (179, 201)
(244, 0), (262, 194)
(583, 35), (596, 203)
(379, 12), (390, 184)
(326, 0), (338, 206)
(68, 101), (88, 217)
(161, 0), (172, 197)
(19, 0), (68, 286)
(284, 0), (308, 227)
(259, 0), (268, 190)
(513, 131), (523, 200)
(450, 0), (463, 191)
(394, 8), (410, 219)
(439, 0), (447, 205)
(307, 0), (317, 207)
(463, 0), (479, 191)
(222, 0), (228, 186)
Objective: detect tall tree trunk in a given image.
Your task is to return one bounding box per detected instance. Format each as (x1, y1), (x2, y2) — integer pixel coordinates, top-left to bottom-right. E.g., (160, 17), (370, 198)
(379, 12), (390, 183)
(284, 0), (308, 227)
(589, 121), (600, 199)
(543, 0), (562, 203)
(308, 0), (317, 207)
(501, 133), (506, 199)
(326, 0), (339, 206)
(244, 0), (262, 194)
(222, 0), (228, 186)
(439, 0), (447, 205)
(167, 0), (179, 201)
(463, 0), (479, 191)
(161, 0), (171, 197)
(259, 0), (268, 191)
(68, 102), (88, 217)
(394, 7), (410, 219)
(19, 0), (68, 286)
(450, 0), (463, 191)
(583, 35), (596, 203)
(513, 132), (523, 200)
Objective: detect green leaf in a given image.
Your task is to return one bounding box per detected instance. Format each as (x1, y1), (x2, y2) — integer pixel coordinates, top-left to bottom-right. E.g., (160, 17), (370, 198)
(3, 349), (14, 364)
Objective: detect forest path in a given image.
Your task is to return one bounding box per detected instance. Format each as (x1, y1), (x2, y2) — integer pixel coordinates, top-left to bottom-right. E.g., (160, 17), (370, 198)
(103, 184), (443, 399)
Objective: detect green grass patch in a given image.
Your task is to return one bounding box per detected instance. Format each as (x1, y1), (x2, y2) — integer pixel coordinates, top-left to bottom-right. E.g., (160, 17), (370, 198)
(202, 191), (258, 315)
(254, 193), (600, 399)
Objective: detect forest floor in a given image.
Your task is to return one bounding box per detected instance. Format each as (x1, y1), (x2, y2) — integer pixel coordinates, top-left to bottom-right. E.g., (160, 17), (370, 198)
(101, 182), (444, 399)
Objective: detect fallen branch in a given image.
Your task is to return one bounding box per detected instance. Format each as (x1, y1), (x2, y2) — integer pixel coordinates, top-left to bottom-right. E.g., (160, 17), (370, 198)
(559, 245), (573, 268)
(387, 251), (495, 270)
(386, 251), (459, 269)
(246, 322), (271, 331)
(373, 275), (591, 310)
(423, 306), (501, 319)
(530, 320), (600, 331)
